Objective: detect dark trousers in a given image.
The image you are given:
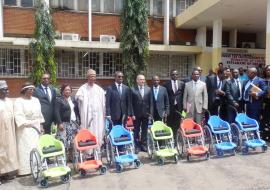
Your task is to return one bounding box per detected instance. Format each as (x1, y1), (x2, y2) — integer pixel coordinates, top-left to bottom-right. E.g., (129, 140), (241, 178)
(43, 121), (52, 134)
(134, 116), (148, 147)
(167, 105), (181, 137)
(245, 102), (262, 122)
(153, 105), (162, 121)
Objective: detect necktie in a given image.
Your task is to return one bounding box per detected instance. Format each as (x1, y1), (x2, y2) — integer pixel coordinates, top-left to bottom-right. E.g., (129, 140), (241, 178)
(44, 87), (50, 101)
(236, 80), (241, 99)
(117, 84), (122, 96)
(154, 87), (158, 100)
(140, 86), (144, 98)
(173, 81), (177, 93)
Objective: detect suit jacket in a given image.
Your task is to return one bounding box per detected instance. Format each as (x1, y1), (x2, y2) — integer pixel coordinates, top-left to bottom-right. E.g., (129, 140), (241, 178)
(206, 76), (227, 107)
(106, 83), (131, 121)
(183, 76), (207, 83)
(131, 86), (153, 118)
(163, 80), (185, 112)
(152, 86), (170, 118)
(183, 80), (208, 114)
(242, 76), (265, 104)
(33, 85), (57, 126)
(54, 96), (80, 125)
(226, 78), (244, 106)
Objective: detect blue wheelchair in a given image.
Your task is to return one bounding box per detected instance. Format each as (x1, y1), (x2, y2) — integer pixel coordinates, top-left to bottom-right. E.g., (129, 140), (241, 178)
(230, 113), (267, 154)
(105, 122), (141, 172)
(204, 116), (237, 157)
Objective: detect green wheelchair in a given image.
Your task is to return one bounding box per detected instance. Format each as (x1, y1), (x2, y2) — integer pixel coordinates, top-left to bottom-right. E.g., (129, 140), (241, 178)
(30, 134), (71, 188)
(147, 121), (178, 165)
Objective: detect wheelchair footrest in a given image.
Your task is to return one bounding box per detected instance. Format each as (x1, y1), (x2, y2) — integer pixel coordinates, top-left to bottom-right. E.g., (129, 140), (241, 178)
(213, 126), (228, 131)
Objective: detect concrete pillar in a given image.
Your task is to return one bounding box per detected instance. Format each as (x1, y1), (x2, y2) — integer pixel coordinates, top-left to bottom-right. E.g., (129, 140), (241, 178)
(88, 0), (92, 42)
(0, 0), (3, 38)
(44, 0), (49, 10)
(212, 18), (222, 70)
(229, 29), (237, 48)
(195, 26), (207, 47)
(256, 32), (266, 49)
(100, 0), (104, 12)
(74, 0), (78, 11)
(164, 0), (169, 45)
(266, 0), (270, 64)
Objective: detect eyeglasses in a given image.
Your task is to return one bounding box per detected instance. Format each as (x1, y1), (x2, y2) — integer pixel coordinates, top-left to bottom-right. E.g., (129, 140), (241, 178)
(42, 77), (50, 79)
(117, 76), (124, 78)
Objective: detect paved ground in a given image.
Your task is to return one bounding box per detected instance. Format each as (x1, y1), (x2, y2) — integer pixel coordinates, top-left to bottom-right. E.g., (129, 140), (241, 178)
(2, 150), (270, 190)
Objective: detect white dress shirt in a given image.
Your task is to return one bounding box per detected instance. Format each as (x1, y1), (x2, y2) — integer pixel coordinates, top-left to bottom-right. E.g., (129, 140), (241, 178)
(41, 84), (52, 101)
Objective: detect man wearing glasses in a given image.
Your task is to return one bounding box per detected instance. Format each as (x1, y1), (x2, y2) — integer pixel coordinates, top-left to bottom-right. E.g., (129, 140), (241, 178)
(33, 73), (57, 134)
(106, 71), (131, 126)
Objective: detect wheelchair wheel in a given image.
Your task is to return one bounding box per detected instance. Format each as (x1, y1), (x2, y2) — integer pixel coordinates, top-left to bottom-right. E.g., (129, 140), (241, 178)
(116, 164), (123, 173)
(39, 178), (48, 188)
(173, 154), (178, 164)
(262, 145), (268, 153)
(61, 173), (71, 184)
(72, 146), (79, 172)
(134, 159), (141, 169)
(176, 129), (185, 158)
(99, 166), (107, 175)
(203, 126), (214, 155)
(230, 123), (242, 151)
(147, 131), (154, 159)
(79, 169), (86, 177)
(157, 157), (164, 165)
(30, 148), (42, 182)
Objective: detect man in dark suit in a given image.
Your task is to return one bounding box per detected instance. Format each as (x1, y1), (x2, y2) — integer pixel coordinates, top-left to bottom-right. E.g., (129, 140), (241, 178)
(243, 67), (265, 121)
(106, 71), (131, 126)
(206, 69), (227, 118)
(33, 73), (57, 134)
(151, 75), (169, 121)
(131, 74), (153, 152)
(226, 69), (244, 123)
(164, 70), (185, 136)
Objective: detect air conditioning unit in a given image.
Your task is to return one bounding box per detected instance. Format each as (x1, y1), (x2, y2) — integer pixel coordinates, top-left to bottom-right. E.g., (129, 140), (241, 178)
(100, 35), (116, 43)
(242, 42), (255, 49)
(61, 33), (80, 41)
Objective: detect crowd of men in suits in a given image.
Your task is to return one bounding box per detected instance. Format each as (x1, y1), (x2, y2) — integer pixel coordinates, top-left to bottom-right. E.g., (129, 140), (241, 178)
(105, 65), (270, 153)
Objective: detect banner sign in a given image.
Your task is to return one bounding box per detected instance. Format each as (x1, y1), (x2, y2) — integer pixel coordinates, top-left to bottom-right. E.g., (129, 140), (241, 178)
(221, 52), (265, 69)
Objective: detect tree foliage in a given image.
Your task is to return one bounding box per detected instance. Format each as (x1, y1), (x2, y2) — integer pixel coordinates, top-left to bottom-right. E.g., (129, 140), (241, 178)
(120, 0), (149, 87)
(30, 0), (56, 85)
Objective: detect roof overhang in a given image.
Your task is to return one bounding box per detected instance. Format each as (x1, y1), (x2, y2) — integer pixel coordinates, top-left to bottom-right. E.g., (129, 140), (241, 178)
(0, 37), (202, 54)
(175, 0), (267, 33)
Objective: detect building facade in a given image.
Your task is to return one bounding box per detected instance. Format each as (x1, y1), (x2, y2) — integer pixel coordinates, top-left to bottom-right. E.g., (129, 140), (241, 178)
(0, 0), (268, 96)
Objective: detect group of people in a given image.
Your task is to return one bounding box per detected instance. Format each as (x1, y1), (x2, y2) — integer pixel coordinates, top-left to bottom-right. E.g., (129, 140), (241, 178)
(1, 64), (270, 184)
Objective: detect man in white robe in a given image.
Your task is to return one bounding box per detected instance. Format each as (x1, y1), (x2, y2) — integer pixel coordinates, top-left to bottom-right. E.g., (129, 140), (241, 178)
(76, 69), (105, 146)
(0, 81), (18, 183)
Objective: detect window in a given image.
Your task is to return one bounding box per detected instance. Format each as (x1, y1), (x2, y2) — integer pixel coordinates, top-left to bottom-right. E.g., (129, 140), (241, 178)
(147, 54), (194, 79)
(78, 52), (100, 77)
(63, 0), (74, 10)
(78, 0), (89, 11)
(56, 50), (75, 78)
(21, 0), (34, 7)
(4, 0), (16, 5)
(104, 0), (114, 13)
(0, 49), (21, 76)
(153, 0), (163, 16)
(115, 0), (123, 13)
(91, 0), (100, 12)
(103, 53), (122, 76)
(50, 0), (60, 8)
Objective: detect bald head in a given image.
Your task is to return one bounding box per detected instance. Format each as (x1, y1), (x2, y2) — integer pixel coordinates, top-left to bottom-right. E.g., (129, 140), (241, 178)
(87, 69), (96, 86)
(247, 67), (257, 79)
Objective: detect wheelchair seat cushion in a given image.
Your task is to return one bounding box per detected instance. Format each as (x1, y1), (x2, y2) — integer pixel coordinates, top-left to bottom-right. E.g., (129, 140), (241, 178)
(78, 140), (97, 147)
(114, 135), (130, 143)
(185, 129), (201, 135)
(155, 130), (171, 137)
(213, 125), (228, 131)
(42, 145), (62, 154)
(241, 123), (257, 128)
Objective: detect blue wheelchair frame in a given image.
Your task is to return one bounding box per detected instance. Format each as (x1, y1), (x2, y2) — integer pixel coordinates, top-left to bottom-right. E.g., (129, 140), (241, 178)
(106, 120), (141, 172)
(231, 113), (267, 154)
(205, 116), (237, 157)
